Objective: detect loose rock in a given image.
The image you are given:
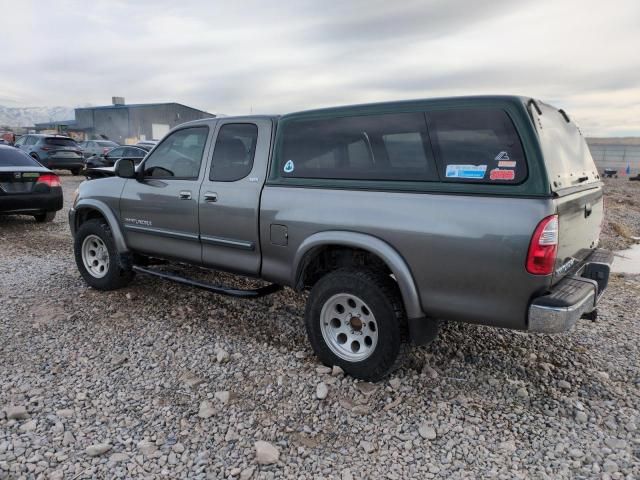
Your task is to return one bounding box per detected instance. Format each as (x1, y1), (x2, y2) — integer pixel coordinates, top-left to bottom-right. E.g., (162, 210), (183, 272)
(86, 443), (112, 457)
(255, 441), (280, 465)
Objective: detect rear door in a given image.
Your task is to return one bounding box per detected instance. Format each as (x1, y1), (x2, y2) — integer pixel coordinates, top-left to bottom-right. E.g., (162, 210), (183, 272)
(119, 125), (211, 264)
(199, 118), (272, 275)
(535, 102), (603, 281)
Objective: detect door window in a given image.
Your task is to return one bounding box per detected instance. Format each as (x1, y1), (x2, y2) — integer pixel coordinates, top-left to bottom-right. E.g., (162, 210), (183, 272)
(123, 147), (146, 158)
(107, 147), (125, 159)
(210, 123), (258, 181)
(143, 126), (209, 179)
(25, 136), (38, 146)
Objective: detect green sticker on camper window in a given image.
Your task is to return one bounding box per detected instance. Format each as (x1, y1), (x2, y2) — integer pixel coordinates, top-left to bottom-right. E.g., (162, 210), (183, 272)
(284, 160), (295, 173)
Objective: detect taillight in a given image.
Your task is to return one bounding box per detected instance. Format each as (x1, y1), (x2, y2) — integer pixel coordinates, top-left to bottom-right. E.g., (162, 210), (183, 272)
(37, 173), (61, 187)
(103, 147), (110, 154)
(41, 146), (52, 151)
(526, 215), (558, 275)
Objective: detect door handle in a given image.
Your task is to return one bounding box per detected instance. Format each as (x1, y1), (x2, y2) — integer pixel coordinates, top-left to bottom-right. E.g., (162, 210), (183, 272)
(179, 190), (192, 200)
(204, 192), (218, 203)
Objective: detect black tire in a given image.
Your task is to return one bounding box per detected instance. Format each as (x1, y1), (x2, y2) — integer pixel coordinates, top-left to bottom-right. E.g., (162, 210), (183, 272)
(33, 211), (55, 223)
(71, 168), (82, 176)
(304, 268), (408, 381)
(74, 219), (134, 290)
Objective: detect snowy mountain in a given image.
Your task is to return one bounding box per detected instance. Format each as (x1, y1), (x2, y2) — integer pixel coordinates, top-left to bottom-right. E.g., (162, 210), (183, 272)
(0, 105), (75, 127)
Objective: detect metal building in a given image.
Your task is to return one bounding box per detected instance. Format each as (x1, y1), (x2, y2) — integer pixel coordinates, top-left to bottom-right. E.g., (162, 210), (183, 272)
(74, 97), (214, 144)
(587, 139), (640, 175)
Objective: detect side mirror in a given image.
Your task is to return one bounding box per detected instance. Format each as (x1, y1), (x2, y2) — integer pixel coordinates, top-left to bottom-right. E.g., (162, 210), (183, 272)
(114, 158), (136, 179)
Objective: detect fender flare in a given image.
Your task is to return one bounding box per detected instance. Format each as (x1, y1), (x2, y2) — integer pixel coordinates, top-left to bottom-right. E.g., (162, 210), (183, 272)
(293, 231), (425, 319)
(72, 199), (129, 253)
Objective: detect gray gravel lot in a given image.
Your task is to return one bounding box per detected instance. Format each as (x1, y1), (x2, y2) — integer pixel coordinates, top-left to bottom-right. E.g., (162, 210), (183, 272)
(1, 174), (639, 479)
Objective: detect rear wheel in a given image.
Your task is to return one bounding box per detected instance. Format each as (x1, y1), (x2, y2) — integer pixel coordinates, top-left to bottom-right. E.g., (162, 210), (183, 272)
(74, 219), (134, 290)
(71, 168), (82, 175)
(305, 268), (407, 381)
(33, 211), (55, 223)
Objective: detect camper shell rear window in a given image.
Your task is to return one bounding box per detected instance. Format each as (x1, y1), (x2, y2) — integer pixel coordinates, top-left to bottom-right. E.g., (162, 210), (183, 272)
(534, 102), (599, 191)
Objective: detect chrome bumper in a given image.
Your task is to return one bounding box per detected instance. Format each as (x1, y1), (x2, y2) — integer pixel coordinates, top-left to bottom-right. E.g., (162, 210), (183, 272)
(528, 248), (612, 333)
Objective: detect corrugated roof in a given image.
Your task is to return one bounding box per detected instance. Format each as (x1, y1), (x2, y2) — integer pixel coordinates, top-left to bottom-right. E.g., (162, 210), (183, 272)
(34, 119), (77, 127)
(75, 102), (212, 116)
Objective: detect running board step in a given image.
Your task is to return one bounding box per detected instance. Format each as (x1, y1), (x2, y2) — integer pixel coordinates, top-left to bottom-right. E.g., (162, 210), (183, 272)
(132, 265), (282, 298)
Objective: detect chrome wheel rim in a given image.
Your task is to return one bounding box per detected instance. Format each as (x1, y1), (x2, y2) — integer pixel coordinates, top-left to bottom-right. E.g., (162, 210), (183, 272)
(320, 293), (378, 362)
(81, 234), (109, 278)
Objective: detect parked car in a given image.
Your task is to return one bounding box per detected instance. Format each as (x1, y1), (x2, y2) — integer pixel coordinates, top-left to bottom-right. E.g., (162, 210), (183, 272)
(0, 144), (63, 222)
(78, 140), (120, 159)
(84, 145), (148, 169)
(14, 134), (84, 175)
(69, 96), (612, 381)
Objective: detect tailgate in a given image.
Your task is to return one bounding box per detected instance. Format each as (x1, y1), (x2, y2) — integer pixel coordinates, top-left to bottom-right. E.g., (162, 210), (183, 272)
(553, 186), (603, 282)
(532, 100), (604, 283)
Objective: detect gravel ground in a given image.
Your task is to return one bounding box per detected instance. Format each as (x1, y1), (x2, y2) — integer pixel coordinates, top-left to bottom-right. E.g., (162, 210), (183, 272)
(1, 174), (639, 479)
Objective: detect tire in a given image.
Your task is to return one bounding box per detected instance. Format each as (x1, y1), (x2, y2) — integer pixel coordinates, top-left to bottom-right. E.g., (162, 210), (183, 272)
(305, 267), (408, 381)
(33, 211), (55, 223)
(71, 168), (82, 176)
(74, 219), (134, 290)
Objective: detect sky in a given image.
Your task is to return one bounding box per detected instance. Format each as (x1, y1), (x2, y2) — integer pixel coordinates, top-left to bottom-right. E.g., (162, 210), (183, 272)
(1, 0), (639, 136)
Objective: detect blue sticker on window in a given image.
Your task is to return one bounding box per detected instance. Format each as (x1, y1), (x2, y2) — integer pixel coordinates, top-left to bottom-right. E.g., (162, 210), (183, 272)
(445, 164), (487, 179)
(284, 160), (295, 173)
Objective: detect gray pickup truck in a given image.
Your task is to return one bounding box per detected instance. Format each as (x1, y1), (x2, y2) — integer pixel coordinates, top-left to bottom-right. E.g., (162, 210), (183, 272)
(69, 96), (612, 381)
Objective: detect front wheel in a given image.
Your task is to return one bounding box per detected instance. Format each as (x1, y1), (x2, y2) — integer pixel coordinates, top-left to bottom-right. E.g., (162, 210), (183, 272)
(74, 219), (134, 290)
(305, 268), (407, 381)
(71, 168), (82, 176)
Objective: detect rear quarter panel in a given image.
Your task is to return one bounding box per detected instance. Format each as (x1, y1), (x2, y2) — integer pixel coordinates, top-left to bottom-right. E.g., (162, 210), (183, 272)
(260, 187), (554, 329)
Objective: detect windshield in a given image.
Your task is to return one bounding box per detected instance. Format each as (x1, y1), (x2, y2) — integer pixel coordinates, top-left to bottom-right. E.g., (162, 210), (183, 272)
(97, 141), (119, 147)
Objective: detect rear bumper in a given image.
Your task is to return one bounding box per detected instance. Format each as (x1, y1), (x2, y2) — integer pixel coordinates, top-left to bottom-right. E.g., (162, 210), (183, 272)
(43, 157), (84, 169)
(0, 190), (63, 214)
(528, 248), (613, 333)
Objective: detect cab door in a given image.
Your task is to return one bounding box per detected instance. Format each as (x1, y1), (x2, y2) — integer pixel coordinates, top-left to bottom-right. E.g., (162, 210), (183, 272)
(119, 125), (212, 263)
(199, 119), (272, 275)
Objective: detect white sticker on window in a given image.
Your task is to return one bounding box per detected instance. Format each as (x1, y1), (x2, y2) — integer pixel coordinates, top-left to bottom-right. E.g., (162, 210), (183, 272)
(495, 151), (510, 161)
(445, 164), (487, 179)
(284, 160), (295, 173)
(498, 160), (516, 168)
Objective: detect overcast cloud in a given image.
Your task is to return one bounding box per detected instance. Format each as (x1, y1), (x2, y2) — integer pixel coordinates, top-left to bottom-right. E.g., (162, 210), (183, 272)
(1, 0), (639, 136)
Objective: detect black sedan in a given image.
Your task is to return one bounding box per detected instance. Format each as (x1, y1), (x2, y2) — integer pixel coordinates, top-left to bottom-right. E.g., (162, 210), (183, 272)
(0, 145), (63, 222)
(84, 145), (149, 169)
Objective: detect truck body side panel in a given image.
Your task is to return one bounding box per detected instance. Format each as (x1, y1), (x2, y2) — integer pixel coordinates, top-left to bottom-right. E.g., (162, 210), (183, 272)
(260, 187), (553, 329)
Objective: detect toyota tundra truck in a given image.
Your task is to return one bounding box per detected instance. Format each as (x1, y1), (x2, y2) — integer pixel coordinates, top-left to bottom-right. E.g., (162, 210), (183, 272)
(69, 96), (612, 381)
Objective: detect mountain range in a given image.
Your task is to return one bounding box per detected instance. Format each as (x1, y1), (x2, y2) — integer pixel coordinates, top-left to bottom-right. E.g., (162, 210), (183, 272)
(0, 105), (76, 128)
